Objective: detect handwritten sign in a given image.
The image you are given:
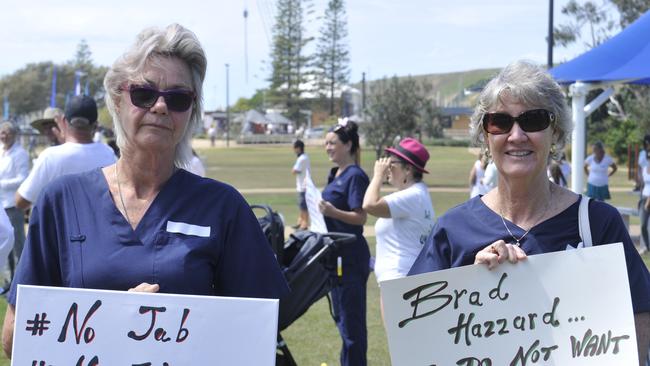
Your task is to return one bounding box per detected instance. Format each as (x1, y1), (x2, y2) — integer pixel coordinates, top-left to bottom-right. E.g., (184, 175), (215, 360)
(12, 286), (279, 365)
(304, 172), (327, 233)
(380, 243), (639, 365)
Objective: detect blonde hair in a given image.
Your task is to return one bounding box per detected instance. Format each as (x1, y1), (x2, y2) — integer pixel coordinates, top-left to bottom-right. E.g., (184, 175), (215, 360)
(103, 23), (207, 167)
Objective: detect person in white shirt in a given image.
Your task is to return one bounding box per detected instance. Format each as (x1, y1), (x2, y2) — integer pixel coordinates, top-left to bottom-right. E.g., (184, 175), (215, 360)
(362, 137), (434, 319)
(482, 160), (499, 192)
(584, 141), (617, 201)
(16, 95), (117, 210)
(0, 122), (29, 275)
(640, 164), (650, 253)
(291, 139), (310, 230)
(636, 135), (650, 192)
(468, 152), (489, 197)
(0, 209), (13, 285)
(188, 149), (206, 177)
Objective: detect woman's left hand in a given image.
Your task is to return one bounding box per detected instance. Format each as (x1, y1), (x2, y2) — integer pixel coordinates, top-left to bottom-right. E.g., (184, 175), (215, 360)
(474, 240), (527, 270)
(319, 200), (335, 217)
(128, 282), (160, 293)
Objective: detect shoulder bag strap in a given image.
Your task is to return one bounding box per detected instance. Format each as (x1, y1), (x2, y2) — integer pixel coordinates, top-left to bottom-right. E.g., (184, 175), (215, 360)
(578, 195), (592, 247)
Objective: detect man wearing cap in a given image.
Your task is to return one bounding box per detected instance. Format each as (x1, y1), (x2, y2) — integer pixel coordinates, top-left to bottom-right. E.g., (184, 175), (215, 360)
(30, 107), (65, 146)
(15, 96), (116, 210)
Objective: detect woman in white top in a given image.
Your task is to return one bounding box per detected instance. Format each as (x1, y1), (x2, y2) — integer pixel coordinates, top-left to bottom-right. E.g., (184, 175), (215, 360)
(641, 158), (650, 252)
(363, 138), (435, 289)
(469, 152), (489, 197)
(584, 141), (617, 201)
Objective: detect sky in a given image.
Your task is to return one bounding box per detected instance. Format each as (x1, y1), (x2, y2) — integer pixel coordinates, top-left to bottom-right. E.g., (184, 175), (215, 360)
(0, 0), (604, 111)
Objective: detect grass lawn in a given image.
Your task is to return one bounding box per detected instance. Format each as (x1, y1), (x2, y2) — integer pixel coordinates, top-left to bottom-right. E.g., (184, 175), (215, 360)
(0, 142), (647, 365)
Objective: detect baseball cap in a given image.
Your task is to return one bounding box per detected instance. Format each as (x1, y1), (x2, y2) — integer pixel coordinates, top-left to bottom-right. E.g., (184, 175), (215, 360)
(65, 95), (98, 124)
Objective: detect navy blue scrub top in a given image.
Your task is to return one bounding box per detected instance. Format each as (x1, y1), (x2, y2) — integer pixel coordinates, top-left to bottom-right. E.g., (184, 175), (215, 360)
(8, 168), (289, 305)
(322, 165), (370, 267)
(409, 195), (650, 314)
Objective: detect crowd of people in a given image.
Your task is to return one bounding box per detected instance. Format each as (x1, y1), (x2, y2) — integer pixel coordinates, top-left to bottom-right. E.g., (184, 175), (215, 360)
(0, 24), (648, 365)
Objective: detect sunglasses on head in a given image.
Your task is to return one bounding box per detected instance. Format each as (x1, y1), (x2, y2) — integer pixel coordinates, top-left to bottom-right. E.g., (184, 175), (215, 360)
(482, 109), (555, 135)
(124, 85), (195, 112)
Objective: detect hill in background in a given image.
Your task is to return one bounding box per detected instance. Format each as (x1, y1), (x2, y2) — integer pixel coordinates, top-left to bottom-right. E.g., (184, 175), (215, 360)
(359, 67), (501, 107)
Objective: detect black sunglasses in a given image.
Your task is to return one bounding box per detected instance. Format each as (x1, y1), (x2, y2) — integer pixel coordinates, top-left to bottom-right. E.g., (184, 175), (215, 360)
(482, 109), (555, 135)
(124, 85), (195, 112)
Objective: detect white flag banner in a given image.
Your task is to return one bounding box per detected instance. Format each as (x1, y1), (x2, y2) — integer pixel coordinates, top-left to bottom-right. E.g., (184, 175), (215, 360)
(12, 286), (279, 365)
(381, 243), (639, 365)
(305, 171), (327, 233)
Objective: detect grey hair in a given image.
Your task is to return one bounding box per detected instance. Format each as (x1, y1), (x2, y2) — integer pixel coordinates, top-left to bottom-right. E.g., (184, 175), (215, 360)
(103, 23), (207, 168)
(469, 60), (571, 160)
(0, 121), (18, 135)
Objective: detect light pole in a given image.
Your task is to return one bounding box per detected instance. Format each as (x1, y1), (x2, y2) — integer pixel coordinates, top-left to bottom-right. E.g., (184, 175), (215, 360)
(225, 63), (230, 148)
(547, 0), (554, 68)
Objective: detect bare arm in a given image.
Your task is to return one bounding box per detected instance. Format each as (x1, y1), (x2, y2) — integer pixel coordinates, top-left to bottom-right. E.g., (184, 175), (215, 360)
(609, 162), (618, 177)
(15, 193), (31, 211)
(319, 202), (367, 226)
(363, 158), (391, 218)
(635, 312), (650, 366)
(2, 304), (14, 359)
(469, 165), (477, 187)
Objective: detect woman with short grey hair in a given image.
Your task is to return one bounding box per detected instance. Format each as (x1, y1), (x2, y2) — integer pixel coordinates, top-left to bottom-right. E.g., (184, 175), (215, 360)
(410, 60), (650, 364)
(2, 24), (288, 358)
(103, 23), (206, 168)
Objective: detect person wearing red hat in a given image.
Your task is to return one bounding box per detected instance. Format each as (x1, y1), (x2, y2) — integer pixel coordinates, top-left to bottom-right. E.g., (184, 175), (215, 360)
(362, 137), (435, 315)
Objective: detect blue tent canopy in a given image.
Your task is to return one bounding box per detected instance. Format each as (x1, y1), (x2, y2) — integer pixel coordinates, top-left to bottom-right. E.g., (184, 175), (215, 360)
(548, 10), (650, 194)
(550, 10), (650, 84)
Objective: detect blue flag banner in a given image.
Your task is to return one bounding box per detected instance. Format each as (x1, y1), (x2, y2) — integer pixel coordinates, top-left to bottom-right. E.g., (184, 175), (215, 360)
(50, 66), (57, 107)
(3, 95), (9, 120)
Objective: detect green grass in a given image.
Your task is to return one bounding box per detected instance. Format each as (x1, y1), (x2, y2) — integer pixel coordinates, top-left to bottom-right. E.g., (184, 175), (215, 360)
(0, 143), (647, 366)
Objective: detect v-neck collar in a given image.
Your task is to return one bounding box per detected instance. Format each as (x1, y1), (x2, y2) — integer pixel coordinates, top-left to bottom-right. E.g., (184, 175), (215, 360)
(97, 168), (185, 245)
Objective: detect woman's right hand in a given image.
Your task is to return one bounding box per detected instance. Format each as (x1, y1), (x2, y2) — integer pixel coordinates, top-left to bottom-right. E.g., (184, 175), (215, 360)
(645, 197), (650, 211)
(129, 282), (160, 293)
(373, 157), (391, 181)
(474, 240), (527, 270)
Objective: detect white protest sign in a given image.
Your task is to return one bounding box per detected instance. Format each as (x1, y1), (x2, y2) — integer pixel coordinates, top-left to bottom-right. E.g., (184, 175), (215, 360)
(381, 243), (639, 365)
(304, 172), (327, 233)
(13, 286), (279, 365)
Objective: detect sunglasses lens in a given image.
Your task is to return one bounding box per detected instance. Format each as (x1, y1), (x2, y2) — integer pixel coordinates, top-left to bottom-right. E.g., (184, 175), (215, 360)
(483, 113), (513, 134)
(129, 87), (158, 109)
(483, 109), (552, 134)
(518, 109), (551, 132)
(164, 91), (194, 112)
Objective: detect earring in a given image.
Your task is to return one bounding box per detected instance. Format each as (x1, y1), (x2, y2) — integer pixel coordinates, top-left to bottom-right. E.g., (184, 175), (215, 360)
(403, 177), (407, 184)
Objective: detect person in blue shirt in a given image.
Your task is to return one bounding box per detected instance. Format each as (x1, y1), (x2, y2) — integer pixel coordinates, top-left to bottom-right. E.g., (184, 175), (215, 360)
(319, 121), (370, 366)
(1, 24), (288, 358)
(409, 60), (650, 364)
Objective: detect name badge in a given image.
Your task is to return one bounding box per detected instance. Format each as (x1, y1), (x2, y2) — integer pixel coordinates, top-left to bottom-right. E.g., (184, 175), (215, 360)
(166, 221), (211, 237)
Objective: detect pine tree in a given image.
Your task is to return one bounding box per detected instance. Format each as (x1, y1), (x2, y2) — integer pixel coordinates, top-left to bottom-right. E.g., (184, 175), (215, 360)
(269, 0), (312, 123)
(314, 0), (350, 116)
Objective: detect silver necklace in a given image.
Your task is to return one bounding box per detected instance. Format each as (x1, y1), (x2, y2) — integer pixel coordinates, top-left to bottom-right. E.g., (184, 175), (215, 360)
(499, 188), (552, 246)
(115, 163), (132, 227)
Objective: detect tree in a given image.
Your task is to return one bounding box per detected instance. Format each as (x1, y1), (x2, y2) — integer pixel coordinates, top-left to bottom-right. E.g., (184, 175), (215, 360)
(363, 76), (432, 158)
(0, 40), (108, 120)
(269, 0), (313, 124)
(314, 0), (350, 116)
(610, 0), (650, 26)
(553, 0), (617, 49)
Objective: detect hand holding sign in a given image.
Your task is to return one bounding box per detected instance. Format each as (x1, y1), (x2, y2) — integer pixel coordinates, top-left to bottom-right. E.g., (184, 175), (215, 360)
(381, 244), (639, 365)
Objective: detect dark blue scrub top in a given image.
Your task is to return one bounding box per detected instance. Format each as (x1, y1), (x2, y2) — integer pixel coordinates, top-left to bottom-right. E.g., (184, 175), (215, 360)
(322, 165), (370, 268)
(409, 195), (650, 313)
(8, 168), (289, 305)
